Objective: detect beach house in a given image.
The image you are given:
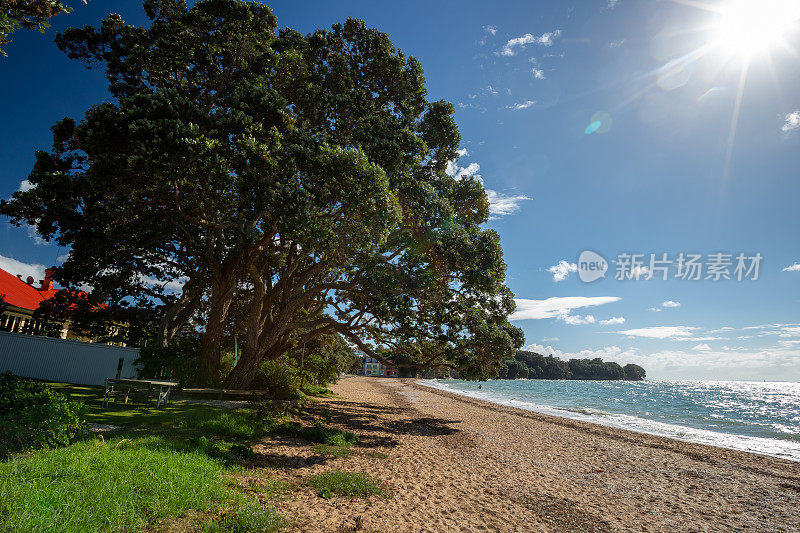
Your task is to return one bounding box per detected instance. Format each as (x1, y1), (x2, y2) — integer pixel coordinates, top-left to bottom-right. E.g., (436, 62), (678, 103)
(0, 267), (68, 337)
(363, 356), (398, 377)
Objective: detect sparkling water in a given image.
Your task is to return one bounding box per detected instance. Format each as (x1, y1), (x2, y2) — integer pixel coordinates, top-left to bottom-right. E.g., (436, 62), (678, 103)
(421, 379), (800, 461)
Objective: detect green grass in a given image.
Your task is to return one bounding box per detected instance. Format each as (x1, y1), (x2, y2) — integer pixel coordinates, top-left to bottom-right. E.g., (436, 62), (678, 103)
(202, 499), (285, 533)
(0, 435), (291, 533)
(48, 383), (277, 441)
(311, 443), (353, 457)
(49, 384), (242, 428)
(300, 384), (335, 397)
(363, 451), (388, 460)
(0, 436), (236, 532)
(307, 470), (387, 499)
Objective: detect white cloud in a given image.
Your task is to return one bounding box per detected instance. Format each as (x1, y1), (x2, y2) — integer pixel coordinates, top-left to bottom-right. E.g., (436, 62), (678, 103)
(507, 100), (536, 110)
(609, 39), (625, 47)
(485, 189), (530, 218)
(708, 326), (734, 333)
(0, 254), (47, 283)
(531, 68), (545, 80)
(648, 307), (662, 312)
(511, 296), (620, 321)
(26, 224), (48, 246)
(782, 111), (800, 132)
(546, 260), (577, 282)
(661, 300), (681, 308)
(484, 25), (497, 36)
(445, 153), (529, 219)
(499, 30), (562, 56)
(561, 314), (595, 325)
(599, 316), (626, 325)
(139, 274), (186, 294)
(617, 326), (697, 339)
(542, 336), (559, 342)
(782, 262), (800, 272)
(607, 0), (620, 9)
(693, 343), (712, 351)
(446, 161), (482, 182)
(17, 180), (33, 192)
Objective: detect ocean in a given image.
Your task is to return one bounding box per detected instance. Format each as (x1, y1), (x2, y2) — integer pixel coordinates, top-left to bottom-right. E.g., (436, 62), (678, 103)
(421, 379), (800, 462)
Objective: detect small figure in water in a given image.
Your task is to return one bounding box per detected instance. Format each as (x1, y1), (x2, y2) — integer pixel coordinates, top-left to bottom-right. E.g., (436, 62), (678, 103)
(478, 385), (482, 389)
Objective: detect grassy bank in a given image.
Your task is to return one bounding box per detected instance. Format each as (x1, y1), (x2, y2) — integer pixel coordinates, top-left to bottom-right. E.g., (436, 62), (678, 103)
(0, 380), (377, 532)
(0, 383), (290, 532)
(0, 436), (285, 532)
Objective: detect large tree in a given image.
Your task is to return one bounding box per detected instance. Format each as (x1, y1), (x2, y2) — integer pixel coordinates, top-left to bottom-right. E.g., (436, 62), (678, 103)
(1, 0), (523, 388)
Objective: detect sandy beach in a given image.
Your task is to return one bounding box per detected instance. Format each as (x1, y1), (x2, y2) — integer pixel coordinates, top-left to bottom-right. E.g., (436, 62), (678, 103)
(262, 377), (800, 532)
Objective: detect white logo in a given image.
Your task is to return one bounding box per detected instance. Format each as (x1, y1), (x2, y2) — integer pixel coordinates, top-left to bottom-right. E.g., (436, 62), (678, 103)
(578, 250), (608, 283)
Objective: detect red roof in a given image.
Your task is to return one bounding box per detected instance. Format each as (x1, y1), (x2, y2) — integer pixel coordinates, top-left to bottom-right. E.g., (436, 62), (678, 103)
(0, 267), (59, 312)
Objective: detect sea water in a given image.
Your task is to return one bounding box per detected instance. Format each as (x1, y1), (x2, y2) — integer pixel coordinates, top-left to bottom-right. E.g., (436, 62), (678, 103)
(421, 379), (800, 461)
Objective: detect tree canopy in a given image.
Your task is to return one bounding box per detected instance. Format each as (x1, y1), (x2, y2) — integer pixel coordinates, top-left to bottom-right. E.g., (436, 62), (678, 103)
(0, 0), (84, 57)
(1, 0), (523, 388)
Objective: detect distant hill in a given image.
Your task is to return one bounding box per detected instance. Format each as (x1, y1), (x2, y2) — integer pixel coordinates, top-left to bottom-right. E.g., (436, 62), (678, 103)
(499, 350), (646, 381)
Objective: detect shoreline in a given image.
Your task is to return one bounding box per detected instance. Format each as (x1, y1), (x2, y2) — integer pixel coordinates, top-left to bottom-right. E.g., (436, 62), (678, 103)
(411, 379), (800, 474)
(273, 376), (800, 532)
(416, 378), (800, 464)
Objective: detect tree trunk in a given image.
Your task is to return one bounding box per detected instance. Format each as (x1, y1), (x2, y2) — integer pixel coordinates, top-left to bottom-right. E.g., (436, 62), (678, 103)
(155, 277), (202, 347)
(198, 275), (236, 386)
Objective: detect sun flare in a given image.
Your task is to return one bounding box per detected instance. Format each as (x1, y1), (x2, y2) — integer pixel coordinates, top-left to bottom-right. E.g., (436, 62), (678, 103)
(712, 0), (800, 57)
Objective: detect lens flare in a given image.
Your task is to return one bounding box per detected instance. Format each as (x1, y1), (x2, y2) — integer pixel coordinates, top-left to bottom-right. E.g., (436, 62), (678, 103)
(585, 112), (613, 135)
(712, 0), (800, 58)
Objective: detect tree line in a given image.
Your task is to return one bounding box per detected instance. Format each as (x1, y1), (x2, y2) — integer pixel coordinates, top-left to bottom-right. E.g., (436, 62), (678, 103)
(499, 351), (646, 381)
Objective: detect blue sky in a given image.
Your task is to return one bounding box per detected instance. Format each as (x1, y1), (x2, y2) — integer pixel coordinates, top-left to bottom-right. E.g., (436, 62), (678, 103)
(1, 0), (799, 380)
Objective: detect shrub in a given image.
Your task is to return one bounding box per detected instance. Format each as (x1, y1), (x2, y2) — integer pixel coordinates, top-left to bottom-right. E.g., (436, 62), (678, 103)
(0, 372), (85, 459)
(307, 470), (386, 499)
(250, 358), (301, 399)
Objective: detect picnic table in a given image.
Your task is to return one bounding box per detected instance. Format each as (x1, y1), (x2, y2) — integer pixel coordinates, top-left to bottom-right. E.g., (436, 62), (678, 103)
(102, 378), (178, 409)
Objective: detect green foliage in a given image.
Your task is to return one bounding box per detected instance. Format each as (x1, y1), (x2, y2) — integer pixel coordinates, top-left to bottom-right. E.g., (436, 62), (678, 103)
(203, 499), (285, 533)
(307, 470), (386, 499)
(623, 363), (647, 381)
(0, 436), (236, 532)
(274, 421), (358, 447)
(178, 409), (275, 441)
(1, 0), (523, 390)
(0, 372), (86, 459)
(496, 351), (646, 381)
(134, 338), (201, 386)
(312, 443), (353, 458)
(0, 0), (84, 57)
(251, 358), (302, 399)
(499, 358), (528, 379)
(568, 358), (625, 380)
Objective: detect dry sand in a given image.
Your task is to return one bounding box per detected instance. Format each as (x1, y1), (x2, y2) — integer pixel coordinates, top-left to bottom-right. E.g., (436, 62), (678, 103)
(258, 377), (800, 532)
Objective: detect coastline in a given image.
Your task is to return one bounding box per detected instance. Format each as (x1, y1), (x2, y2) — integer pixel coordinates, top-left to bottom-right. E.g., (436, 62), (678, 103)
(417, 378), (800, 463)
(272, 376), (800, 532)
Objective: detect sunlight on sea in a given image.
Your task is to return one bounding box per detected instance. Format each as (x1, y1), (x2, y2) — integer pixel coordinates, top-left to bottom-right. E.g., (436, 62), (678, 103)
(422, 379), (800, 461)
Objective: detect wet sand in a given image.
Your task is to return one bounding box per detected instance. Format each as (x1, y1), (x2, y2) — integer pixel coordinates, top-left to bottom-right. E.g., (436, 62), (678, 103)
(264, 377), (800, 532)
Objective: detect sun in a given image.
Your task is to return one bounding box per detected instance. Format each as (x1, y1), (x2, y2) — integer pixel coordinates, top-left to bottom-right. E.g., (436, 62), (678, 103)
(711, 0), (800, 58)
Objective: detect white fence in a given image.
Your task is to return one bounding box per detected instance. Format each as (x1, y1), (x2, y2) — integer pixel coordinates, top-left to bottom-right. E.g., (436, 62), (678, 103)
(0, 331), (139, 386)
